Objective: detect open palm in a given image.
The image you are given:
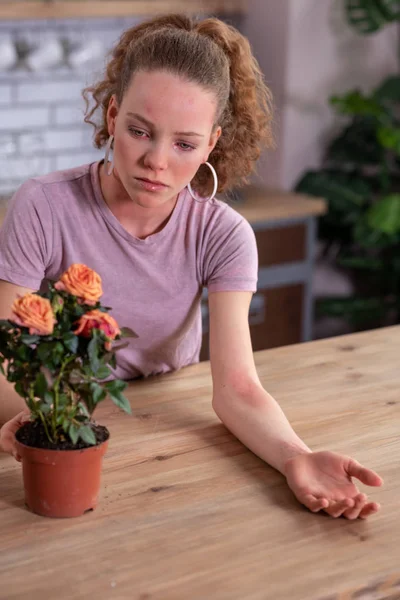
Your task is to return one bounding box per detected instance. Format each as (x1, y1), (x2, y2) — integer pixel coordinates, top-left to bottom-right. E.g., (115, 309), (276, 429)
(284, 451), (383, 519)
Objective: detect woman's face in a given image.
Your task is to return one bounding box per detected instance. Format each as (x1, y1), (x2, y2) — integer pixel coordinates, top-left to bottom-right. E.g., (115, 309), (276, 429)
(107, 70), (221, 208)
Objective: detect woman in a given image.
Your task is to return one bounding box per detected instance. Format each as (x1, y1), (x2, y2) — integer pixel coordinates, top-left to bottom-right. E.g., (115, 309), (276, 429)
(0, 14), (382, 518)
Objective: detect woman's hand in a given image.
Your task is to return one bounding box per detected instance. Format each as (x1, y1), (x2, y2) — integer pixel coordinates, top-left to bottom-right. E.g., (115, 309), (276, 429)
(0, 411), (31, 461)
(284, 451), (383, 519)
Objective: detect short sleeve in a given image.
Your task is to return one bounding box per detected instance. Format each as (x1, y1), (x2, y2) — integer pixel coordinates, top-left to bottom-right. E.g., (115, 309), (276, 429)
(0, 179), (53, 289)
(203, 209), (258, 293)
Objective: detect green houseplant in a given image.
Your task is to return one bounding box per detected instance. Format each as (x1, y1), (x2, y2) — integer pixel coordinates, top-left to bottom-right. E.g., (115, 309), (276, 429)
(295, 75), (400, 329)
(0, 263), (136, 517)
(345, 0), (400, 34)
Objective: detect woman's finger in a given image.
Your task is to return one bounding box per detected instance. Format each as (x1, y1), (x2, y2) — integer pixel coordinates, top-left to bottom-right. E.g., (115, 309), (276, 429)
(346, 459), (383, 487)
(359, 502), (380, 519)
(302, 494), (329, 513)
(324, 498), (354, 518)
(342, 493), (367, 520)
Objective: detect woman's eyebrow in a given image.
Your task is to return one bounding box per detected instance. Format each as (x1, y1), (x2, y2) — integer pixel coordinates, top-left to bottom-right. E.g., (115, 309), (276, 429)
(126, 111), (204, 137)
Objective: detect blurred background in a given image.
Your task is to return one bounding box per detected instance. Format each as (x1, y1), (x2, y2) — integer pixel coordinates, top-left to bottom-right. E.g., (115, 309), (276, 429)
(0, 0), (398, 355)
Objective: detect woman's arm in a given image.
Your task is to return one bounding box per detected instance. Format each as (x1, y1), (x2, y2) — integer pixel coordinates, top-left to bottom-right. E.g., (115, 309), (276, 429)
(208, 290), (311, 474)
(208, 290), (383, 519)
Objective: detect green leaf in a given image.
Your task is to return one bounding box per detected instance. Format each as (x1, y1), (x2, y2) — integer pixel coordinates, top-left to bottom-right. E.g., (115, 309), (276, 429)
(367, 194), (400, 235)
(345, 0), (391, 34)
(105, 379), (127, 394)
(353, 217), (390, 248)
(295, 170), (370, 212)
(375, 75), (400, 103)
(338, 255), (384, 271)
(109, 390), (131, 414)
(16, 344), (30, 361)
(119, 327), (139, 339)
(88, 336), (100, 373)
(63, 332), (79, 353)
(14, 381), (26, 398)
(377, 126), (400, 154)
(69, 424), (79, 445)
(316, 295), (388, 325)
(326, 118), (383, 166)
(330, 90), (383, 118)
(95, 365), (111, 380)
(78, 425), (96, 446)
(44, 391), (53, 405)
(20, 334), (41, 346)
(90, 381), (106, 404)
(34, 372), (48, 397)
(37, 342), (54, 362)
(77, 401), (90, 418)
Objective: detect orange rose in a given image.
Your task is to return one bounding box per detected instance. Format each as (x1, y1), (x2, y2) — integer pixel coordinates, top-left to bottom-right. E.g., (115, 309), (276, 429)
(54, 264), (103, 306)
(73, 310), (120, 349)
(11, 294), (56, 336)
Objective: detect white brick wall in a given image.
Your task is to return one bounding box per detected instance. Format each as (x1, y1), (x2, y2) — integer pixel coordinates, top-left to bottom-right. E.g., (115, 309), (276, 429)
(0, 17), (139, 197)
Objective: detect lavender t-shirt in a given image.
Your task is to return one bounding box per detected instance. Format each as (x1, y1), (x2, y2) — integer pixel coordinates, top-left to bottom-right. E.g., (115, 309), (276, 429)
(0, 162), (258, 379)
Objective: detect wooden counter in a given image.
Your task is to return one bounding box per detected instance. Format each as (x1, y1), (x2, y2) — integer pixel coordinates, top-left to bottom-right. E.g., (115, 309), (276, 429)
(0, 0), (248, 20)
(0, 326), (398, 599)
(232, 184), (326, 224)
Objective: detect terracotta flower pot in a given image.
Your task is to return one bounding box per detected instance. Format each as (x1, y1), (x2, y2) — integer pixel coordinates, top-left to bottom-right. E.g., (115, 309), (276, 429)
(15, 436), (109, 518)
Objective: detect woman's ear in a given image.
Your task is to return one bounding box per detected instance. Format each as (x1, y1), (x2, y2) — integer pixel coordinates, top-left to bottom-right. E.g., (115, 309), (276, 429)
(206, 126), (222, 160)
(106, 94), (119, 136)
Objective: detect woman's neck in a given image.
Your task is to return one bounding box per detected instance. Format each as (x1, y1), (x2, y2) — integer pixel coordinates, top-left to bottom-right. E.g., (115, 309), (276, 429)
(98, 162), (178, 240)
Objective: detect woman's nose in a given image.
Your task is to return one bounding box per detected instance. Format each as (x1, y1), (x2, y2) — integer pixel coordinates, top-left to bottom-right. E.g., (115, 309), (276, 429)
(143, 143), (168, 171)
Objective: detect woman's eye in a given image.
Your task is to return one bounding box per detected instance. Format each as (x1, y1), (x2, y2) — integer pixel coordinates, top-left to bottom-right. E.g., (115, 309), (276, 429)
(177, 142), (195, 151)
(129, 127), (147, 138)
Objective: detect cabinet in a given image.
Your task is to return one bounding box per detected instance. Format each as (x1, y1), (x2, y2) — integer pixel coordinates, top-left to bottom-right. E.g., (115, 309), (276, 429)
(200, 185), (326, 360)
(0, 0), (248, 20)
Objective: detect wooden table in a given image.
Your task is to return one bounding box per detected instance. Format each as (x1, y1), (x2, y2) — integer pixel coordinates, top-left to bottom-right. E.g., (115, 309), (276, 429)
(0, 326), (399, 600)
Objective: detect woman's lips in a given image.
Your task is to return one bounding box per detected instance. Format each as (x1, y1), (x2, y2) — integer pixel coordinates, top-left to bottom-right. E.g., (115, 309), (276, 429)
(134, 177), (168, 191)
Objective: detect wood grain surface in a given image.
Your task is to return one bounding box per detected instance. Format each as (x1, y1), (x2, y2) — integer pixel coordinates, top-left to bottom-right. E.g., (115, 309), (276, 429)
(233, 184), (327, 224)
(0, 326), (398, 600)
(0, 0), (248, 20)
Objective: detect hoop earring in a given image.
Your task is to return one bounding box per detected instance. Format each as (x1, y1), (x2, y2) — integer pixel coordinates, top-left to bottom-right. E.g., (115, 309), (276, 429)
(187, 161), (218, 202)
(104, 134), (114, 175)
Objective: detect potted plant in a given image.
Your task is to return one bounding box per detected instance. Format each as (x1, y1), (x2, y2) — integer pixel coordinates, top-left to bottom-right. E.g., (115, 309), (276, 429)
(0, 263), (136, 518)
(295, 74), (400, 331)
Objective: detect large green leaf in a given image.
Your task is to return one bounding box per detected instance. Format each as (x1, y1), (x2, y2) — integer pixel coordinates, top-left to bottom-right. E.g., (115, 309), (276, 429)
(374, 75), (400, 103)
(330, 90), (383, 118)
(377, 126), (400, 154)
(367, 194), (400, 234)
(377, 0), (400, 21)
(353, 216), (396, 248)
(316, 295), (389, 325)
(345, 0), (392, 34)
(326, 118), (383, 166)
(338, 255), (384, 270)
(295, 170), (370, 212)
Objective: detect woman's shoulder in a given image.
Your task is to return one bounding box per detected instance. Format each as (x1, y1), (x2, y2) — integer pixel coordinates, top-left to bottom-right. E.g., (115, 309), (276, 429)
(10, 162), (95, 213)
(186, 191), (250, 230)
(30, 162), (93, 190)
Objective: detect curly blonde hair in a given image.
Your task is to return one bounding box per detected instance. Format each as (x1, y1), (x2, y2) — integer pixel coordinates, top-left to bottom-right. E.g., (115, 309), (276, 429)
(83, 14), (274, 195)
